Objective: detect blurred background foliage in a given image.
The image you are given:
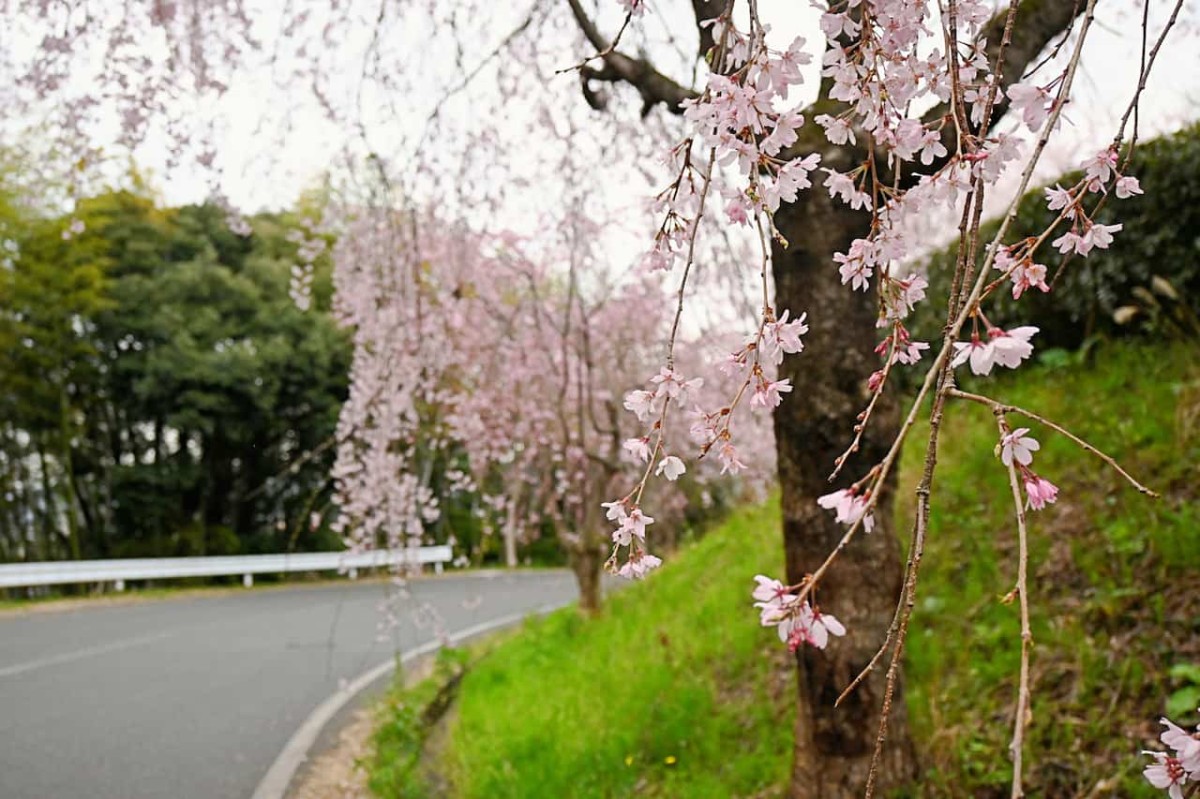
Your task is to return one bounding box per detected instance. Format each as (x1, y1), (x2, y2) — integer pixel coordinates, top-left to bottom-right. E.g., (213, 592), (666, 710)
(916, 122), (1200, 348)
(0, 169), (353, 563)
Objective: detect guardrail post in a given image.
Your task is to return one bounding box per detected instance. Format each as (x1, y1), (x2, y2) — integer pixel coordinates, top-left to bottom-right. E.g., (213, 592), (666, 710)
(243, 574), (253, 588)
(347, 567), (358, 580)
(114, 579), (125, 592)
(434, 562), (444, 575)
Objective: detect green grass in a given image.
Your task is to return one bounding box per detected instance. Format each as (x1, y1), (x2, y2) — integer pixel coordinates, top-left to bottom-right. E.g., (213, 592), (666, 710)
(367, 340), (1200, 798)
(370, 501), (795, 799)
(901, 340), (1200, 797)
(370, 647), (473, 798)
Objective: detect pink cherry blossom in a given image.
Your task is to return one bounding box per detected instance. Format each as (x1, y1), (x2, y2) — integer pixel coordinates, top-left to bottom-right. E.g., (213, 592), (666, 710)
(1082, 148), (1119, 187)
(1006, 82), (1052, 131)
(817, 488), (875, 533)
(655, 455), (686, 481)
(1143, 752), (1188, 799)
(1044, 184), (1077, 218)
(1116, 176), (1144, 199)
(951, 326), (1037, 376)
(752, 574), (790, 606)
(1000, 428), (1040, 466)
(779, 603), (847, 652)
(618, 551), (662, 578)
(1161, 718), (1200, 773)
(761, 310), (808, 365)
(750, 378), (793, 409)
(823, 168), (871, 210)
(1085, 222), (1122, 251)
(650, 367), (686, 399)
(624, 389), (659, 422)
(1023, 473), (1059, 511)
(815, 113), (855, 145)
(893, 340), (930, 366)
(990, 326), (1038, 369)
(623, 437), (651, 462)
(602, 500), (628, 524)
(613, 507), (654, 546)
(996, 251), (1050, 300)
(725, 195), (750, 225)
(1052, 229), (1089, 256)
(718, 441), (747, 475)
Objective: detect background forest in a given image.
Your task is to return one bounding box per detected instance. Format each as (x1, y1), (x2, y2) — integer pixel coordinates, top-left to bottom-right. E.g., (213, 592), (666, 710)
(0, 177), (351, 562)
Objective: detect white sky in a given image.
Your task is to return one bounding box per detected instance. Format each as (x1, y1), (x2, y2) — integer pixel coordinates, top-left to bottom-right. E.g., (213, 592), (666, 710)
(134, 0), (1195, 216)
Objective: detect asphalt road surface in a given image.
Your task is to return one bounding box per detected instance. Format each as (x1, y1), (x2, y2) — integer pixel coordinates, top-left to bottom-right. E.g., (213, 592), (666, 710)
(0, 570), (578, 799)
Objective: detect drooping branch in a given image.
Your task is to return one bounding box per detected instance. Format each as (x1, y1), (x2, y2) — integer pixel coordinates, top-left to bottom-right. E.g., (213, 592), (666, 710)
(915, 1), (1088, 174)
(947, 388), (1159, 497)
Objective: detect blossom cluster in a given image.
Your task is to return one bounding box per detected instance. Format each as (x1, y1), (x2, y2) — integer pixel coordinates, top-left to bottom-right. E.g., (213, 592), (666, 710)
(752, 575), (846, 652)
(1144, 712), (1200, 798)
(1045, 149), (1140, 258)
(602, 500), (662, 578)
(641, 14), (814, 275)
(997, 428), (1058, 511)
(605, 304), (808, 579)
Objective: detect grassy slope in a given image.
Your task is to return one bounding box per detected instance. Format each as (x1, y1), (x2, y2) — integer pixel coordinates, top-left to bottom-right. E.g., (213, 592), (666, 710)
(369, 340), (1199, 799)
(901, 341), (1200, 797)
(442, 499), (794, 799)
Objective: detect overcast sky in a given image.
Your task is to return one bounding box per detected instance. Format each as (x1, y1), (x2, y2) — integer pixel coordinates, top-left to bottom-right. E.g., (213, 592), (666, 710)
(1, 0), (1195, 298)
(95, 0), (1193, 218)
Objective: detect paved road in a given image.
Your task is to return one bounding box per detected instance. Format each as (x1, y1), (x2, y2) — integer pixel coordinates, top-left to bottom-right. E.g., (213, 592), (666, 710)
(0, 570), (577, 799)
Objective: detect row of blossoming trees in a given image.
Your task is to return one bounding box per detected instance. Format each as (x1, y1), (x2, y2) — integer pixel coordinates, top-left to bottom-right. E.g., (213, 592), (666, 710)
(327, 206), (771, 610)
(2, 0), (1197, 795)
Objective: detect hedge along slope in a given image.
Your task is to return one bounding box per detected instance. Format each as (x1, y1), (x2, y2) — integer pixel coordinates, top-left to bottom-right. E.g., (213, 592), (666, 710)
(917, 123), (1200, 349)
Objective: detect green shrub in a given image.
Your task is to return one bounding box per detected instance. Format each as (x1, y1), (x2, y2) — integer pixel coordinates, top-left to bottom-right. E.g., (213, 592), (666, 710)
(917, 124), (1200, 348)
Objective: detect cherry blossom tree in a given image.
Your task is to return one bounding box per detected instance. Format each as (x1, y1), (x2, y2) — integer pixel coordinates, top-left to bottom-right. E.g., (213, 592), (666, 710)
(563, 1), (1186, 795)
(328, 201), (765, 611)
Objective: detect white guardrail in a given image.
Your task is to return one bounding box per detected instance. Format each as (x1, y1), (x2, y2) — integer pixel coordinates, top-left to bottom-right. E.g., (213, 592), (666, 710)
(0, 546), (453, 590)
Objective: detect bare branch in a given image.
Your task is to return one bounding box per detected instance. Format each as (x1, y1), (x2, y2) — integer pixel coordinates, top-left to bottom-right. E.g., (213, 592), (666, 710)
(947, 389), (1159, 497)
(995, 413), (1034, 799)
(564, 0), (699, 115)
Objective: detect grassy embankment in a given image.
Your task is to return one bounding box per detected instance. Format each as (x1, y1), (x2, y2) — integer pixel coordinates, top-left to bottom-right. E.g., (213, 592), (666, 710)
(369, 341), (1200, 798)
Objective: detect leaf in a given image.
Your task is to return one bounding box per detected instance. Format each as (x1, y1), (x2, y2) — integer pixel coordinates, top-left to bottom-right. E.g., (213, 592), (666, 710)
(1167, 685), (1200, 719)
(1168, 662), (1200, 685)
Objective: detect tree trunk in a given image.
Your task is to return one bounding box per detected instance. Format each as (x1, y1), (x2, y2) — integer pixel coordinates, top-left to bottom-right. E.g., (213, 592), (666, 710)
(503, 498), (519, 568)
(772, 185), (915, 797)
(569, 543), (604, 615)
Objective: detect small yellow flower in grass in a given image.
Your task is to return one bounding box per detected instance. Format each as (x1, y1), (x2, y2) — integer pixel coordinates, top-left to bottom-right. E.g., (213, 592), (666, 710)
(624, 755), (633, 767)
(664, 755), (677, 766)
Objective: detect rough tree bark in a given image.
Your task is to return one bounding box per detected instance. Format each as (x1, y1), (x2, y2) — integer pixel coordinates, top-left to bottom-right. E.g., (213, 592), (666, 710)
(566, 464), (620, 615)
(569, 541), (606, 613)
(772, 172), (915, 796)
(564, 1), (1085, 795)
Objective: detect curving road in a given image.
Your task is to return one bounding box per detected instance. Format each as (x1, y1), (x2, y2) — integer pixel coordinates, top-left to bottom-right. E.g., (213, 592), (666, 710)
(0, 570), (578, 799)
